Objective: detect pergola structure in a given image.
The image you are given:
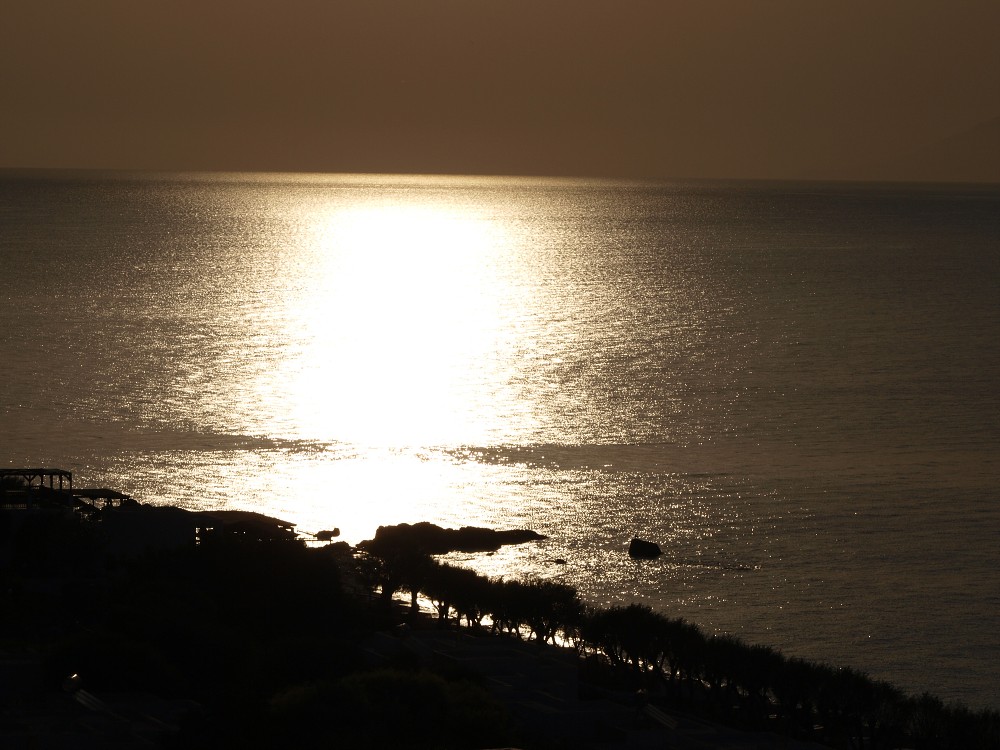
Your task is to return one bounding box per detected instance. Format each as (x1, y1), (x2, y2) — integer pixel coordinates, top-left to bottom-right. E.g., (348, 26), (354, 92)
(0, 468), (73, 507)
(1, 468), (72, 490)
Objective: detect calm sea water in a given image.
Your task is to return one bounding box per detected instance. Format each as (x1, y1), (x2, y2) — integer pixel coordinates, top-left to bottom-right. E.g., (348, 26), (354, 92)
(2, 170), (999, 708)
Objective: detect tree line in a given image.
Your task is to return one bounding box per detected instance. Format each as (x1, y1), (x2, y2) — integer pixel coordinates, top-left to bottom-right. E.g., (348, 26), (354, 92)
(364, 548), (1000, 750)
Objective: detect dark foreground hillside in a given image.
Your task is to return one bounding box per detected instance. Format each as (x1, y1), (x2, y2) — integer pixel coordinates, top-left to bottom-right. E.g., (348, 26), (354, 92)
(1, 508), (997, 749)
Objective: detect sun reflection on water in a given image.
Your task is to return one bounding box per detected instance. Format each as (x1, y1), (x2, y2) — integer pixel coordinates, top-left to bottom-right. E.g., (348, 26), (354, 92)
(261, 199), (533, 448)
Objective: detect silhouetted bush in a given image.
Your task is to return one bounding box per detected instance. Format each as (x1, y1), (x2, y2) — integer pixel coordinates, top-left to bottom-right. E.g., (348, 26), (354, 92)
(266, 668), (512, 749)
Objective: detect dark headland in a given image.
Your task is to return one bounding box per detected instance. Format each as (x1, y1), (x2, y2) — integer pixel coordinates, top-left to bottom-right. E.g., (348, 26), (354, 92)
(2, 472), (998, 749)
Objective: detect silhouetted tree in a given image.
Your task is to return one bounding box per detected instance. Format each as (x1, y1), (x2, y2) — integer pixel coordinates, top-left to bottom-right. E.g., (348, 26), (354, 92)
(421, 559), (461, 623)
(488, 578), (528, 637)
(446, 564), (492, 629)
(399, 552), (437, 618)
(771, 655), (819, 737)
(728, 642), (783, 727)
(702, 634), (747, 717)
(519, 578), (581, 644)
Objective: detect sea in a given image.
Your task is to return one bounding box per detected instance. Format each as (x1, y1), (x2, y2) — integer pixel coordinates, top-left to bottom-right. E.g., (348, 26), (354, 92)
(2, 170), (998, 709)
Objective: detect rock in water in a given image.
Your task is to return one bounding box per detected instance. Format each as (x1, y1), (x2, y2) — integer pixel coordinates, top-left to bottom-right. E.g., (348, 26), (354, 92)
(628, 537), (662, 559)
(359, 522), (546, 556)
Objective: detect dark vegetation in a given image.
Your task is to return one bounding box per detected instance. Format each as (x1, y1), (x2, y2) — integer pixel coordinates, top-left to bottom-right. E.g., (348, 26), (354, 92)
(1, 510), (518, 749)
(2, 507), (998, 749)
(369, 548), (1000, 750)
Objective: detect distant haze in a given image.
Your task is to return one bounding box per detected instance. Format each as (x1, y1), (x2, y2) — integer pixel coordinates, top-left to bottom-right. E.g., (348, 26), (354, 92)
(2, 0), (998, 182)
(861, 115), (1000, 183)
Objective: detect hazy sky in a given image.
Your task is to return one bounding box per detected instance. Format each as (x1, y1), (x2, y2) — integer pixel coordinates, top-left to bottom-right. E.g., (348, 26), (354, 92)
(2, 0), (998, 180)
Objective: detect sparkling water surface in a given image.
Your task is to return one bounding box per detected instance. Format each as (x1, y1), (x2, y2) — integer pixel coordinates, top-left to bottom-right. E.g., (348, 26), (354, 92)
(2, 171), (998, 708)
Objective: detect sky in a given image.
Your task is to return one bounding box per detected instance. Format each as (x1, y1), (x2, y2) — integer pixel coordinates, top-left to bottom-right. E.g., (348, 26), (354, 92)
(2, 0), (999, 181)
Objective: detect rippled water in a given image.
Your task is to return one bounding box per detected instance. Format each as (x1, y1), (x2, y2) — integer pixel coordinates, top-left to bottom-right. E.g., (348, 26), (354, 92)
(2, 171), (999, 707)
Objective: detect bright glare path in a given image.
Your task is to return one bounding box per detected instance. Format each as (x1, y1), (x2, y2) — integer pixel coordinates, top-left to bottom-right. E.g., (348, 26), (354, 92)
(260, 198), (529, 448)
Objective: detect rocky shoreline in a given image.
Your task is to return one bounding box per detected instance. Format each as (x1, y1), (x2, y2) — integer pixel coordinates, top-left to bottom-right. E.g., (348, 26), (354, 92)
(358, 520), (547, 555)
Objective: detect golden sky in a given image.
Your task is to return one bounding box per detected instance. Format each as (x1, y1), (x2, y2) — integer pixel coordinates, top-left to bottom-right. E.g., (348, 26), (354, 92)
(2, 0), (998, 180)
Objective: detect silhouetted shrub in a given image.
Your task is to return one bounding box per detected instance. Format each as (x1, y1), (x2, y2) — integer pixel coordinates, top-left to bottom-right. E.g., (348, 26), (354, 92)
(267, 668), (512, 749)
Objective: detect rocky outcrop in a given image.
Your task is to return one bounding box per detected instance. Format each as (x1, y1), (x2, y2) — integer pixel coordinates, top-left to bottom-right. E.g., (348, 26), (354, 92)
(628, 537), (662, 559)
(358, 522), (546, 556)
